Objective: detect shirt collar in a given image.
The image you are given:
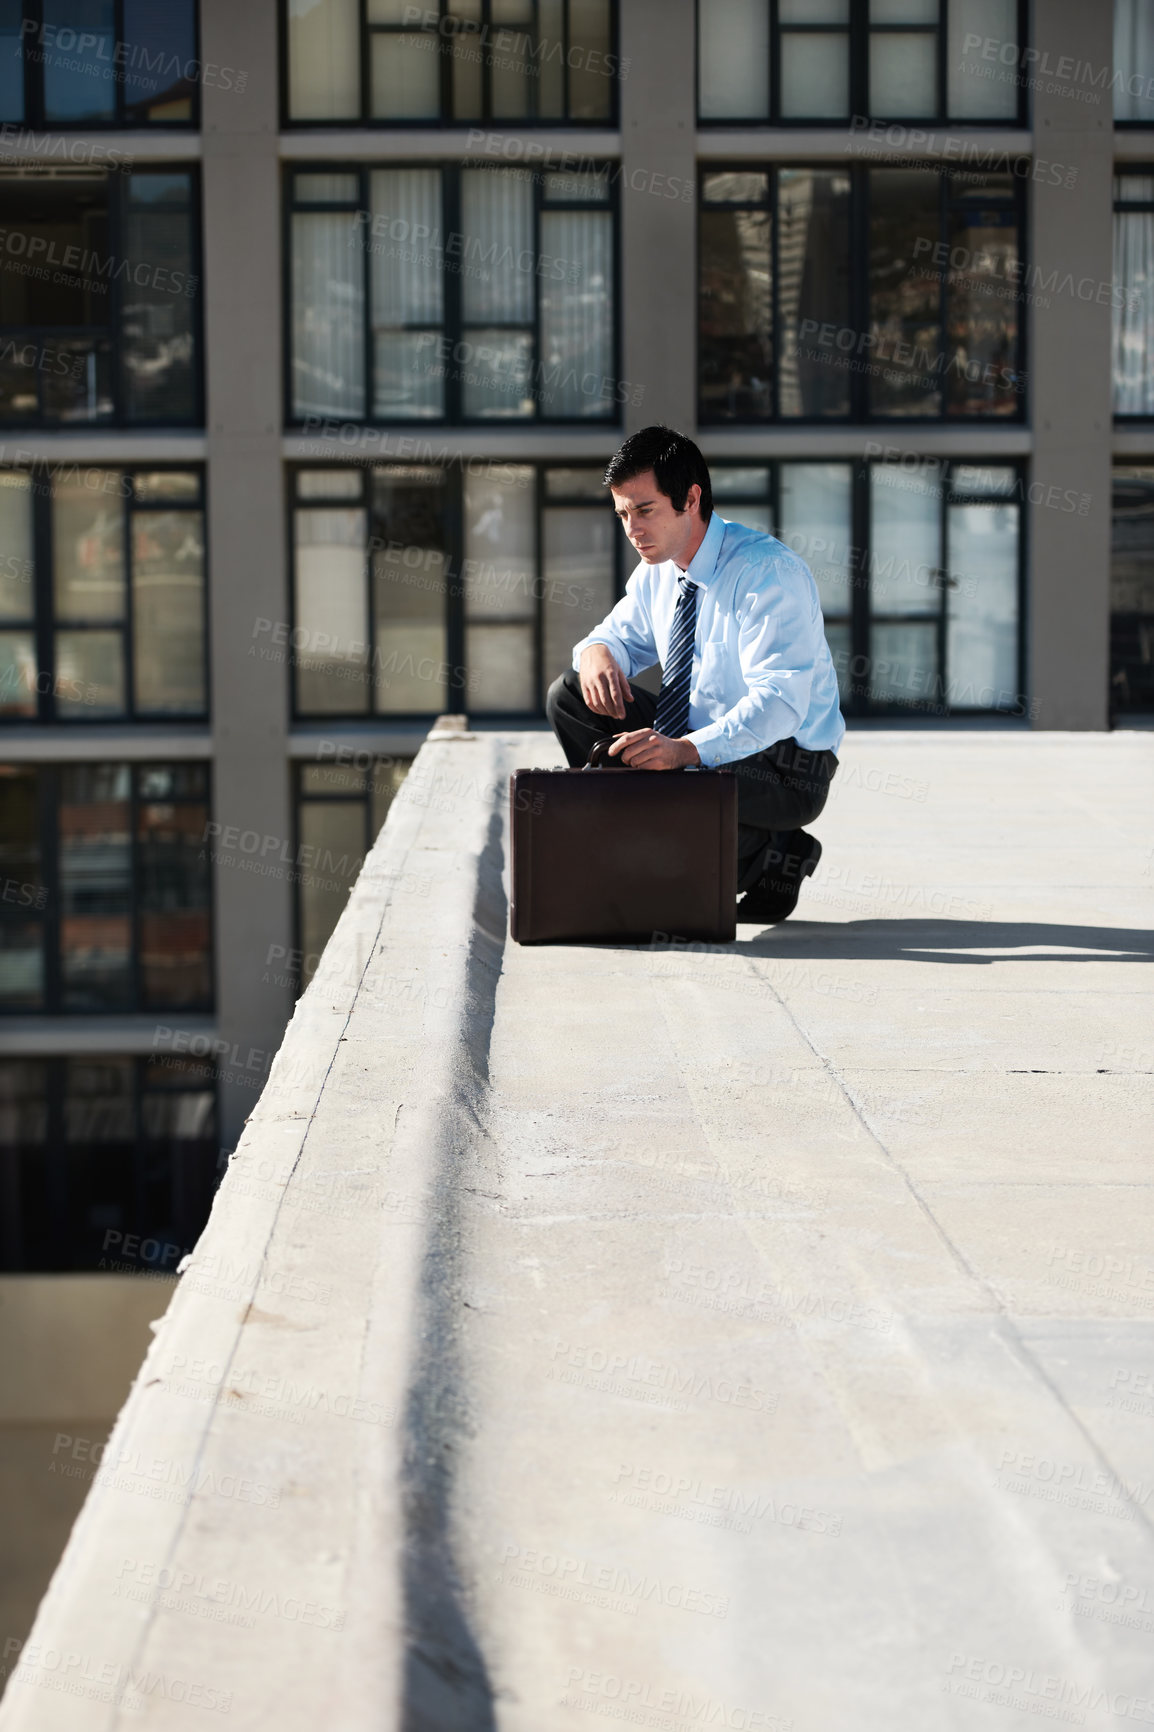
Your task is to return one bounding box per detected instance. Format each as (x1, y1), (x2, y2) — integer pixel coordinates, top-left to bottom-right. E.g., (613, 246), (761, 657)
(677, 510), (725, 589)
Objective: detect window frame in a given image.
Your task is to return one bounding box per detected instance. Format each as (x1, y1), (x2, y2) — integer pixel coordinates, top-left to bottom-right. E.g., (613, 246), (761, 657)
(0, 464), (209, 725)
(0, 759), (216, 1017)
(284, 159), (621, 429)
(279, 0), (620, 129)
(710, 457), (1027, 718)
(3, 1), (201, 131)
(697, 159), (1027, 426)
(0, 163), (205, 431)
(285, 457), (624, 722)
(695, 0), (1030, 127)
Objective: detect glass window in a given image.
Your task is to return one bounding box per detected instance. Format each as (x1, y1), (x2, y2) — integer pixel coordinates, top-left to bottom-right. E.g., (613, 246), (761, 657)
(542, 495), (616, 708)
(136, 764), (211, 1007)
(698, 0), (1025, 124)
(539, 200), (614, 419)
(120, 171), (199, 423)
(370, 29), (441, 119)
(0, 0), (24, 123)
(781, 31), (849, 120)
(0, 166), (199, 428)
(699, 0), (770, 120)
(0, 473), (35, 718)
(870, 462), (941, 614)
(464, 465), (536, 711)
(371, 467), (449, 713)
(946, 498), (1018, 705)
(1111, 467), (1154, 713)
(699, 178), (773, 422)
(0, 762), (211, 1014)
(0, 766), (45, 1008)
(944, 174), (1021, 417)
(298, 794), (368, 971)
(285, 0), (615, 124)
(778, 169), (851, 418)
(290, 164), (618, 426)
(780, 463), (853, 622)
(949, 0), (1018, 120)
(288, 0), (360, 118)
(1114, 175), (1154, 418)
(700, 164), (1021, 424)
(0, 1053), (218, 1272)
(707, 466), (855, 698)
(460, 168), (534, 418)
(292, 204), (366, 422)
(860, 459), (1021, 713)
(2, 466), (207, 723)
(869, 620), (938, 704)
(295, 757), (412, 989)
(295, 505), (370, 713)
(6, 0), (198, 128)
(59, 763), (133, 1010)
(121, 0), (198, 122)
(290, 459), (1021, 720)
(1116, 0), (1154, 125)
(0, 168), (115, 425)
(870, 34), (936, 119)
(42, 1), (115, 123)
(292, 461), (623, 720)
(868, 168), (941, 417)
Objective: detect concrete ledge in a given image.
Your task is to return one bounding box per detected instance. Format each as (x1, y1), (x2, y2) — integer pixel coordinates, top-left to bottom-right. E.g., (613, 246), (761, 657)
(3, 728), (1153, 1730)
(0, 727), (511, 1730)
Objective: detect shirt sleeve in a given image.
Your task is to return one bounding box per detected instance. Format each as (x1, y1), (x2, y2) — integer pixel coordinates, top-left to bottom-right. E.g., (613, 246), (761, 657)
(685, 557), (822, 766)
(571, 562), (658, 678)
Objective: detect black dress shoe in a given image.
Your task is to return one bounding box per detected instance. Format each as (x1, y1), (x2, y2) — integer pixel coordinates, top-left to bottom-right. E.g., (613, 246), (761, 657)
(736, 833), (822, 925)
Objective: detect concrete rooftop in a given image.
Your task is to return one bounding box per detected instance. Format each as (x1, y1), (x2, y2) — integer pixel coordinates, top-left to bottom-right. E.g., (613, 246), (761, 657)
(2, 724), (1153, 1731)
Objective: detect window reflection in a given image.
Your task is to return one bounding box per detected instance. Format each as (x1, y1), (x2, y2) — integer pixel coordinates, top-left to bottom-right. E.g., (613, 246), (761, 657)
(0, 762), (211, 1013)
(0, 1053), (217, 1272)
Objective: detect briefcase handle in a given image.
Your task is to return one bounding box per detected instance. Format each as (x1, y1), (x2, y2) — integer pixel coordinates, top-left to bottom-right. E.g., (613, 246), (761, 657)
(585, 738), (627, 769)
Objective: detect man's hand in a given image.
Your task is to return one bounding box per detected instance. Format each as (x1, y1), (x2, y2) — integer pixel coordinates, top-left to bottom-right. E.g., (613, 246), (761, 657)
(608, 729), (700, 771)
(579, 643), (632, 720)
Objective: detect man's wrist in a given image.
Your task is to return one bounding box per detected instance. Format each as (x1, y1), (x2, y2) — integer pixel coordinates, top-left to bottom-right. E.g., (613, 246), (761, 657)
(680, 738), (701, 766)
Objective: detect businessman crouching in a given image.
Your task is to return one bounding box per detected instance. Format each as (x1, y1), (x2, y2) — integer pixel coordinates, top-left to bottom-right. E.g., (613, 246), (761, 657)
(546, 425), (845, 925)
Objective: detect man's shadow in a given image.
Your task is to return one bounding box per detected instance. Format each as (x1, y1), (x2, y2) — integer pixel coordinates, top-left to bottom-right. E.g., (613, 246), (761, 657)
(730, 919), (1154, 964)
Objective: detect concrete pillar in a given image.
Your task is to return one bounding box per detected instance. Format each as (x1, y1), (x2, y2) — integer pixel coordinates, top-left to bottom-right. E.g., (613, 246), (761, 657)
(1027, 0), (1115, 728)
(619, 0), (697, 436)
(200, 0), (293, 1147)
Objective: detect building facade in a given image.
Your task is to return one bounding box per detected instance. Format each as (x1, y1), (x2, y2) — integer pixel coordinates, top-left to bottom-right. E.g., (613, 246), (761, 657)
(0, 0), (1148, 1308)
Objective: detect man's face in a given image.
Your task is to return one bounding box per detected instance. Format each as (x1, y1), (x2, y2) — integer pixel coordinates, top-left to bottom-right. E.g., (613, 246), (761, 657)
(610, 470), (702, 567)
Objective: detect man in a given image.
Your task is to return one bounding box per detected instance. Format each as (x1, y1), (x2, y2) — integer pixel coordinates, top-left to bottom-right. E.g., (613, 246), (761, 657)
(546, 425), (845, 925)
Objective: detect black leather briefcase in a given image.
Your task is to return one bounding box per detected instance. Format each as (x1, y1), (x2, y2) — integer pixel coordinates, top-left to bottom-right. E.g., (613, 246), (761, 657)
(509, 751), (737, 946)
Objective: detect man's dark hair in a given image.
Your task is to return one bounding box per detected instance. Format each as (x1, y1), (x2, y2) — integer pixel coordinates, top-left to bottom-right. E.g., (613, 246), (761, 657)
(603, 425), (712, 524)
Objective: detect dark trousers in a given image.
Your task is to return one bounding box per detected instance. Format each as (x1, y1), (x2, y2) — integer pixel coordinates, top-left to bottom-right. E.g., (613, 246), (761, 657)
(545, 667), (838, 892)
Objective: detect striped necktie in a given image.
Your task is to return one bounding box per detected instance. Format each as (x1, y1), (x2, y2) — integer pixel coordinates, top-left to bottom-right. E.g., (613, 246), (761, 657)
(654, 573), (698, 740)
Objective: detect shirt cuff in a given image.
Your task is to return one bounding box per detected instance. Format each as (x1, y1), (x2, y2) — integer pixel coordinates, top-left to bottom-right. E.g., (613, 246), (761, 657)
(571, 632), (622, 673)
(685, 723), (730, 768)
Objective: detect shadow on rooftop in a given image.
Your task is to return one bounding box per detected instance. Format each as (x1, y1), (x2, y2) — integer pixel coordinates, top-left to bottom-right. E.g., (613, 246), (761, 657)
(732, 919), (1154, 964)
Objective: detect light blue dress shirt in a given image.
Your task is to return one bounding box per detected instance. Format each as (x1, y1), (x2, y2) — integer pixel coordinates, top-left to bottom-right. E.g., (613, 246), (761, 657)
(571, 512), (846, 767)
